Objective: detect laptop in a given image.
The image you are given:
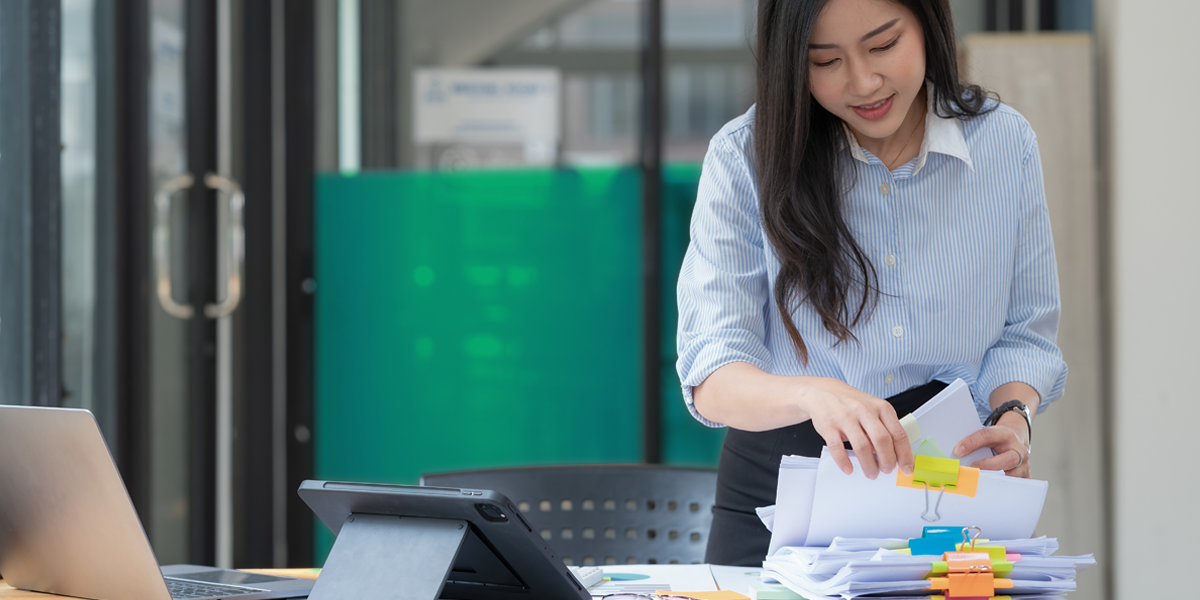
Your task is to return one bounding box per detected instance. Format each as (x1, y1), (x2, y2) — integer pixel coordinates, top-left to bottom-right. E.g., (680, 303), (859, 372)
(0, 405), (314, 600)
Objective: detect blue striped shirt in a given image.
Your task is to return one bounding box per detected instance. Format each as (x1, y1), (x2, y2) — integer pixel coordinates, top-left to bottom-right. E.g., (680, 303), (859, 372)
(676, 97), (1067, 427)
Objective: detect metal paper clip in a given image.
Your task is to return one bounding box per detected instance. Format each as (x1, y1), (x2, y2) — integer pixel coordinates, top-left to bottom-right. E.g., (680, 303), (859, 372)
(961, 526), (983, 551)
(921, 482), (948, 522)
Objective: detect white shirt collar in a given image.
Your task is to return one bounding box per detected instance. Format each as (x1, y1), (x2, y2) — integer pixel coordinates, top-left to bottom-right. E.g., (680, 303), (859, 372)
(840, 82), (974, 175)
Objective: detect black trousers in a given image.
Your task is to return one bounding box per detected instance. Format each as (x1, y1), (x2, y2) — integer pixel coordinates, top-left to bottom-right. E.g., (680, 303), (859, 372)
(704, 380), (948, 566)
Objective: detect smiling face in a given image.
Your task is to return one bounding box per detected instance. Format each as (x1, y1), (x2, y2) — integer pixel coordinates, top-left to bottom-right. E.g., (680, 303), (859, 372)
(806, 0), (927, 149)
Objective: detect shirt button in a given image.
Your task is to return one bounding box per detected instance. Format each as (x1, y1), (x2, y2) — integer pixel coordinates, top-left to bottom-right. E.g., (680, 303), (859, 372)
(879, 183), (891, 196)
(884, 372), (895, 384)
(885, 253), (897, 267)
(892, 326), (904, 338)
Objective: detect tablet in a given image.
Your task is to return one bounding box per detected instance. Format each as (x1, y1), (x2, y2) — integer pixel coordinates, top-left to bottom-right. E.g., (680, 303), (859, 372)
(298, 480), (591, 600)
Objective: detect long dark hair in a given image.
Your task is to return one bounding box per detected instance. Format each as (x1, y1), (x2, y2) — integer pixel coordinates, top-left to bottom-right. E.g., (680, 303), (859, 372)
(755, 0), (995, 364)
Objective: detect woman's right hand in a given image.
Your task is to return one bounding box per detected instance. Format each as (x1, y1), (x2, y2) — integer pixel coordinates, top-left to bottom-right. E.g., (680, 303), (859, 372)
(797, 377), (914, 480)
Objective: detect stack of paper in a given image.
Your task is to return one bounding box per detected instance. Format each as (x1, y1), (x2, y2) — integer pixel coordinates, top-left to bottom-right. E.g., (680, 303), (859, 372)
(751, 379), (1096, 598)
(761, 537), (1095, 600)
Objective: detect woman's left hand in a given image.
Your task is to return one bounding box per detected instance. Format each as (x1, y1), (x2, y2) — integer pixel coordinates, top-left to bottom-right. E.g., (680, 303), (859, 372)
(952, 412), (1031, 478)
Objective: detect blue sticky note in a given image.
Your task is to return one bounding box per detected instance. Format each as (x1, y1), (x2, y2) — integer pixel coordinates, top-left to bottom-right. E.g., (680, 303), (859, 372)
(909, 526), (966, 555)
(923, 526), (964, 540)
(909, 537), (957, 556)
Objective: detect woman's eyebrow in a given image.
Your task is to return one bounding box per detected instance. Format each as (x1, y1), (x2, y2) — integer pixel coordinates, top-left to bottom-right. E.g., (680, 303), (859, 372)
(808, 18), (901, 50)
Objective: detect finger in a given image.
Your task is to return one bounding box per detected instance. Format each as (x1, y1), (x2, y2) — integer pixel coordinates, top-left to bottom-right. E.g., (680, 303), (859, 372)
(996, 448), (1023, 472)
(879, 405), (913, 474)
(969, 454), (1013, 471)
(1008, 455), (1032, 479)
(969, 447), (1023, 472)
(954, 428), (1005, 458)
(861, 417), (897, 475)
(817, 429), (854, 475)
(844, 425), (879, 479)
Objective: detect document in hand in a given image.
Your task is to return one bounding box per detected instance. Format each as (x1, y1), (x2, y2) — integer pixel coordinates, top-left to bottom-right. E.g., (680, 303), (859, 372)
(761, 378), (1047, 550)
(803, 448), (1047, 546)
(900, 378), (992, 467)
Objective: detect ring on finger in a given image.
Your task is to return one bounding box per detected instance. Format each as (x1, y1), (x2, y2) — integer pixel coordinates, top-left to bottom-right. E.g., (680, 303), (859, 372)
(1011, 448), (1024, 469)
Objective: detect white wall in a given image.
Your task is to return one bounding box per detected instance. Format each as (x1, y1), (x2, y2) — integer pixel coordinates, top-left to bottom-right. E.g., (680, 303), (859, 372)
(1098, 0), (1200, 597)
(964, 33), (1106, 600)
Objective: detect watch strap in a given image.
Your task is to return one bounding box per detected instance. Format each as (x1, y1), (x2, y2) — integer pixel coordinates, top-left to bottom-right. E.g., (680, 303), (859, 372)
(984, 400), (1032, 447)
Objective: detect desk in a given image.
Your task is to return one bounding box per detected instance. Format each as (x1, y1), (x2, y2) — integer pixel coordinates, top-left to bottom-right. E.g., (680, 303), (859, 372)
(0, 570), (319, 598)
(0, 583), (52, 599)
(0, 566), (763, 598)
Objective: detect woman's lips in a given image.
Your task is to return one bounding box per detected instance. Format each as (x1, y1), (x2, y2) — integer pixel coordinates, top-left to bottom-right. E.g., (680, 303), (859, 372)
(852, 94), (894, 121)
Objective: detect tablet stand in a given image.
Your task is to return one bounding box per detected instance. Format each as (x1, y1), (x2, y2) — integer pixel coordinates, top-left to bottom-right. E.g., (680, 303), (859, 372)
(307, 513), (468, 600)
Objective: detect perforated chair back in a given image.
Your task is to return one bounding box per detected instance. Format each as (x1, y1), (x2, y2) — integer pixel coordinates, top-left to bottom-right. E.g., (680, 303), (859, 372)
(420, 465), (716, 567)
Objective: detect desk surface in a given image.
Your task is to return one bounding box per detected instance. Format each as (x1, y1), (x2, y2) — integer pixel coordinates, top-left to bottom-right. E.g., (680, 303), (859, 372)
(0, 583), (51, 599)
(0, 570), (320, 598)
(0, 566), (761, 598)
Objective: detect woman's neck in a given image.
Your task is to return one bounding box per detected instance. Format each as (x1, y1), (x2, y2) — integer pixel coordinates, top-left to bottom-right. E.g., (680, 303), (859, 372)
(849, 87), (928, 171)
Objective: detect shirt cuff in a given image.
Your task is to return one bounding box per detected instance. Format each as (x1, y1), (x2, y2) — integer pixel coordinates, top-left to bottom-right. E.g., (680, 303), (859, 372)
(974, 347), (1068, 417)
(681, 381), (726, 429)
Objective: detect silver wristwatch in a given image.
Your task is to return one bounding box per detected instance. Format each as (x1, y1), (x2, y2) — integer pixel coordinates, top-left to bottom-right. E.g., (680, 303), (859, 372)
(984, 400), (1033, 453)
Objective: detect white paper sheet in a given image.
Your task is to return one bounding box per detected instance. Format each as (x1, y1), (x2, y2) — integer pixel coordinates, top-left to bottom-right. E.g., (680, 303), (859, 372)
(802, 448), (1047, 546)
(765, 455), (819, 556)
(588, 564), (717, 597)
(907, 379), (992, 466)
(755, 505), (776, 532)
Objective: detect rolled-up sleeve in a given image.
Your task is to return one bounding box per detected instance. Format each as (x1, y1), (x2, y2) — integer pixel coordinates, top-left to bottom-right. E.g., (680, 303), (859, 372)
(676, 137), (773, 428)
(975, 134), (1068, 413)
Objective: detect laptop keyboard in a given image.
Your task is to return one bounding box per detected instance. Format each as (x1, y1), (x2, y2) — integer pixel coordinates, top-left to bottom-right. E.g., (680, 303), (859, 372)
(166, 577), (268, 599)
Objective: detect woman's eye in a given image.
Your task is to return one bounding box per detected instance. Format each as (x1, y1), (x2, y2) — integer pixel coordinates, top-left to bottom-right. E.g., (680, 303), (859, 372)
(873, 37), (900, 52)
(811, 58), (838, 68)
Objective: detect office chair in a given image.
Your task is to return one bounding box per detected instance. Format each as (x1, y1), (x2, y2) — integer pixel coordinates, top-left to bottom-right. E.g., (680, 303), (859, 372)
(420, 465), (717, 566)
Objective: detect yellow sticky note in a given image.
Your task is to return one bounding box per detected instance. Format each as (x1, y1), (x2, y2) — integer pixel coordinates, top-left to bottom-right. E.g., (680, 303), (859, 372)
(654, 591), (750, 600)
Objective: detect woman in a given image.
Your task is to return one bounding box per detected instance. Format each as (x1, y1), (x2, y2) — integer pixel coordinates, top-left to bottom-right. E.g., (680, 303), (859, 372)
(676, 0), (1067, 566)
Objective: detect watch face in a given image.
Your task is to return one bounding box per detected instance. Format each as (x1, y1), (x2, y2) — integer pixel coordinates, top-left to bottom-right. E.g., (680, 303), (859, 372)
(986, 401), (1031, 430)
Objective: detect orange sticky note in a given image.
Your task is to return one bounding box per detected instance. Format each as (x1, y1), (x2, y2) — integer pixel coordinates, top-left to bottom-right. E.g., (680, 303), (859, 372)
(654, 591), (750, 600)
(947, 572), (996, 596)
(945, 551), (992, 572)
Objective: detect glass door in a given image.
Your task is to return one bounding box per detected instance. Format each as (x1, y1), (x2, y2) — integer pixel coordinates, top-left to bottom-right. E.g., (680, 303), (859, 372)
(144, 0), (239, 567)
(137, 0), (313, 569)
(5, 0), (313, 571)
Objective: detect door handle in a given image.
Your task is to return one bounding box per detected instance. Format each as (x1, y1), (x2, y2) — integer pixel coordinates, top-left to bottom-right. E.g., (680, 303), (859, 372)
(203, 173), (245, 319)
(153, 174), (197, 319)
(153, 173), (245, 320)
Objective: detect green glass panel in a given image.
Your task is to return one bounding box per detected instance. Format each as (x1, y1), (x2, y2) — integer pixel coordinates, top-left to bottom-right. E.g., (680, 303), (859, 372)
(315, 167), (644, 561)
(313, 164), (724, 563)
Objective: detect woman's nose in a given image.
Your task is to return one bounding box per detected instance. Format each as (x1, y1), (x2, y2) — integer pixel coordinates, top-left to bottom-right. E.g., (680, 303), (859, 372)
(846, 59), (883, 99)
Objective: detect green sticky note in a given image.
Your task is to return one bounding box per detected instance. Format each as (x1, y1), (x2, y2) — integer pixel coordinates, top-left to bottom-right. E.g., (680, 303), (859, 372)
(915, 438), (948, 459)
(992, 560), (1014, 577)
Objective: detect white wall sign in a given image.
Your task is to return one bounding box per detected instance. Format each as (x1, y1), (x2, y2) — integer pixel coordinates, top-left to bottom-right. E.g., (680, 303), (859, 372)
(413, 69), (560, 144)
